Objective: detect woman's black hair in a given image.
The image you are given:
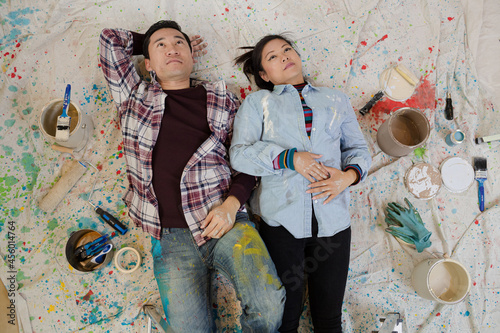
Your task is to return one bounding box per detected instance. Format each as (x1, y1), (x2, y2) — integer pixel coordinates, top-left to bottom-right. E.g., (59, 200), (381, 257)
(234, 34), (298, 91)
(143, 20), (192, 59)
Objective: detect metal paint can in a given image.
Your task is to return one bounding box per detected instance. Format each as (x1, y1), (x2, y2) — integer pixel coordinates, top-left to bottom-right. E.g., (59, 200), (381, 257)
(439, 156), (474, 193)
(65, 229), (113, 272)
(445, 129), (465, 146)
(40, 99), (94, 150)
(404, 163), (442, 200)
(377, 107), (430, 157)
(412, 258), (471, 304)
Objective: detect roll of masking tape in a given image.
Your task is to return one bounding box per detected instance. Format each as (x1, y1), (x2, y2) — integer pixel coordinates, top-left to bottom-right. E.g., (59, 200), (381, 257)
(114, 247), (141, 273)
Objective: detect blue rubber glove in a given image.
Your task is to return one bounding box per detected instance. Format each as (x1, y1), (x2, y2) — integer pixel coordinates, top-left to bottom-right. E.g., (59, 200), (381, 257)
(385, 198), (432, 253)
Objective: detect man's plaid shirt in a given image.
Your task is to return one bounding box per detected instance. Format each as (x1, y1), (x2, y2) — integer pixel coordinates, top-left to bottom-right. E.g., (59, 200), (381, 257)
(99, 28), (241, 246)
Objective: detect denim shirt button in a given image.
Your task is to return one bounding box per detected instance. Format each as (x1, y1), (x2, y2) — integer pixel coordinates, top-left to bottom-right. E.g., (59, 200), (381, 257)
(314, 200), (318, 203)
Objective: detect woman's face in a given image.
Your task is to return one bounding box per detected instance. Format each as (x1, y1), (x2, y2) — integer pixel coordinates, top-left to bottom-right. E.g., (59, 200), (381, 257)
(259, 39), (303, 86)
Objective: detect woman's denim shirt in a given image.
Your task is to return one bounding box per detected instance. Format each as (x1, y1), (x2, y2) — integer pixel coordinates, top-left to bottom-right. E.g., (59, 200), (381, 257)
(230, 83), (372, 238)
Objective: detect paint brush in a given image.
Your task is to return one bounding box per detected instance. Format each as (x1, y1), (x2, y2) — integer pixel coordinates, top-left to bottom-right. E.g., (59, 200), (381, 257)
(55, 84), (71, 142)
(473, 157), (487, 212)
(475, 133), (500, 144)
(444, 74), (453, 120)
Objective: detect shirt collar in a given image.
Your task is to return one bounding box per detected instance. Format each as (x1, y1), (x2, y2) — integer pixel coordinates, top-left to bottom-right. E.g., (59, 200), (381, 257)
(272, 81), (317, 95)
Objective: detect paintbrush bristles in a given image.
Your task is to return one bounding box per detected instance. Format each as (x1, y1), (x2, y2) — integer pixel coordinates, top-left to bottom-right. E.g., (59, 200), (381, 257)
(55, 116), (70, 141)
(473, 157), (487, 177)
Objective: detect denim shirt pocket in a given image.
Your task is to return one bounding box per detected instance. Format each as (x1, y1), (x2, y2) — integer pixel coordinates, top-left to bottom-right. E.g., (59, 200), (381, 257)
(321, 106), (342, 140)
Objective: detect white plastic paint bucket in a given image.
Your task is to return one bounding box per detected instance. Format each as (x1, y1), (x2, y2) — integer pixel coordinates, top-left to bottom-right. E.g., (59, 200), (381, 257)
(412, 258), (471, 304)
(40, 99), (93, 150)
(377, 107), (430, 157)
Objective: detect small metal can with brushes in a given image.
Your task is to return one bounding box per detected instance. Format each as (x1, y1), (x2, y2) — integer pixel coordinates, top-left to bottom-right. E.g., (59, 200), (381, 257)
(473, 157), (487, 212)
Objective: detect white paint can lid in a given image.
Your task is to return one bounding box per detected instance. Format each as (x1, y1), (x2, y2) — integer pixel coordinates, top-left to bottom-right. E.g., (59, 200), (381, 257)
(440, 157), (474, 193)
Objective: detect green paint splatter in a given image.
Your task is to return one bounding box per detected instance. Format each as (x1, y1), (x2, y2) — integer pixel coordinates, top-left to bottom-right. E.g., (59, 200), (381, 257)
(414, 147), (426, 159)
(47, 218), (58, 231)
(22, 107), (33, 115)
(16, 270), (30, 281)
(4, 119), (15, 127)
(1, 175), (18, 187)
(2, 145), (13, 156)
(10, 208), (21, 217)
(20, 153), (40, 191)
(8, 85), (17, 92)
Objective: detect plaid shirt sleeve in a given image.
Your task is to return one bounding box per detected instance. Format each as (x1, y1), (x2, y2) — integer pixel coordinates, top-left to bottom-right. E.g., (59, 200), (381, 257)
(99, 28), (141, 115)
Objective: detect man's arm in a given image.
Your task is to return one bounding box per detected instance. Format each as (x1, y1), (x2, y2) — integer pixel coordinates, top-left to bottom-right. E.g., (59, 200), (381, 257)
(201, 90), (256, 239)
(99, 28), (142, 112)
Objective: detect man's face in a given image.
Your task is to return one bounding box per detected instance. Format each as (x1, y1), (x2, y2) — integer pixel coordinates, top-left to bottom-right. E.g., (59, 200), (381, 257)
(144, 28), (194, 85)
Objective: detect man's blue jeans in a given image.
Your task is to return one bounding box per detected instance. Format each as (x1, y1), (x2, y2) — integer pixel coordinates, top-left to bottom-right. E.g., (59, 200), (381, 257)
(151, 212), (285, 332)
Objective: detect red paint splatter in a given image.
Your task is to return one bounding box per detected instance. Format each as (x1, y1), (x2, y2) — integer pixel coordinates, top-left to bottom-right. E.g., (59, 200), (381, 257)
(247, 6), (252, 10)
(360, 41), (367, 46)
(359, 191), (363, 195)
(248, 85), (252, 91)
(361, 65), (367, 70)
(118, 152), (123, 158)
(448, 17), (454, 21)
(97, 164), (103, 171)
(225, 8), (229, 12)
(475, 220), (479, 225)
(349, 59), (353, 66)
(109, 270), (113, 275)
(428, 47), (433, 53)
(380, 34), (388, 41)
(82, 290), (93, 301)
(473, 282), (477, 286)
(100, 130), (105, 134)
(436, 313), (441, 316)
(367, 76), (436, 125)
(116, 170), (121, 175)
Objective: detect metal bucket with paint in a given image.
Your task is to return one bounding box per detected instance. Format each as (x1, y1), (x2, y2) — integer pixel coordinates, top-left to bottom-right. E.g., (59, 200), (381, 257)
(65, 229), (113, 272)
(377, 107), (430, 157)
(40, 99), (93, 150)
(411, 258), (471, 304)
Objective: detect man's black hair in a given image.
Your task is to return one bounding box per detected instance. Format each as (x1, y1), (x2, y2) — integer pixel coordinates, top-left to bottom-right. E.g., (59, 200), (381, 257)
(143, 20), (192, 59)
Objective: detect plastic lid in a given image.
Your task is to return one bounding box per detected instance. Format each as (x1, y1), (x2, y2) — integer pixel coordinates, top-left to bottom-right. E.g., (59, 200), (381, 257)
(440, 157), (474, 193)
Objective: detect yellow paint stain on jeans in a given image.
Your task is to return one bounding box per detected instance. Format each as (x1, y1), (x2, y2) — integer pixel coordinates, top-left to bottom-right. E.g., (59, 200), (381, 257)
(244, 248), (263, 256)
(233, 225), (280, 288)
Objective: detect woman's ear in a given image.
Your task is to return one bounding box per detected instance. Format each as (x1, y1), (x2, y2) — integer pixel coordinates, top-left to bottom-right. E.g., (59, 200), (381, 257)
(259, 71), (269, 82)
